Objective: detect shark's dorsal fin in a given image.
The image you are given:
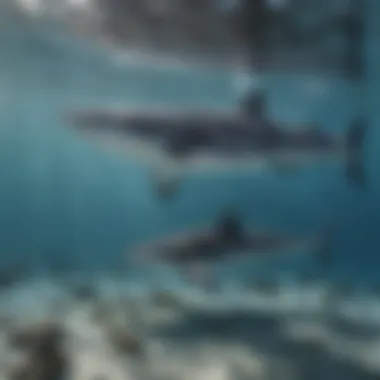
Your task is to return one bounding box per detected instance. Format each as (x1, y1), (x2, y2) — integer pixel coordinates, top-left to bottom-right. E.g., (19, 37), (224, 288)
(215, 214), (244, 242)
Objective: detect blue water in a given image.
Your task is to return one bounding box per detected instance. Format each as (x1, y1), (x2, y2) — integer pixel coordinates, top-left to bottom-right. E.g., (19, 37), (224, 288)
(0, 5), (379, 286)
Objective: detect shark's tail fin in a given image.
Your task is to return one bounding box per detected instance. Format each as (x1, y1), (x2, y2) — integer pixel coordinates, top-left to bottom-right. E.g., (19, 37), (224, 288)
(345, 118), (369, 187)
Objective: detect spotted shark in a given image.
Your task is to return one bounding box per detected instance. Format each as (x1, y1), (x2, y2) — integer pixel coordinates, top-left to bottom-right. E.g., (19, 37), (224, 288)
(66, 93), (369, 199)
(130, 213), (334, 283)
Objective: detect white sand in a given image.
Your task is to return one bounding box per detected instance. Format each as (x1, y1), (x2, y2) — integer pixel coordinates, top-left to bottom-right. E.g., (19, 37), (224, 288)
(1, 275), (380, 380)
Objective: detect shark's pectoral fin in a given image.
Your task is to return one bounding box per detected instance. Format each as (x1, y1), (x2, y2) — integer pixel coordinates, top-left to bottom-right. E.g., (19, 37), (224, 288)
(150, 159), (184, 200)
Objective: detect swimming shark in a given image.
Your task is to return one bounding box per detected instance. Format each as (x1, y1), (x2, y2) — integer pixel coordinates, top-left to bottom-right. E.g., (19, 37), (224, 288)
(67, 93), (369, 199)
(130, 213), (334, 283)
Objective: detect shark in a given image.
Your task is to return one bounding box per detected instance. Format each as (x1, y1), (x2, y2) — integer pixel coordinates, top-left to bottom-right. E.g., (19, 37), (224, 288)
(129, 213), (334, 284)
(66, 93), (369, 199)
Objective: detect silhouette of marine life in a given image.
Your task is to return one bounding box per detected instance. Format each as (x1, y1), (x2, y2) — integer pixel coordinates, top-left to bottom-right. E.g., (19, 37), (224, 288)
(67, 93), (370, 199)
(131, 212), (334, 283)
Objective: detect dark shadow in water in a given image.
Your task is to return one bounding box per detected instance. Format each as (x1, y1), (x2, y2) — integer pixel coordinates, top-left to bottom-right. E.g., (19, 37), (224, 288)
(155, 309), (380, 380)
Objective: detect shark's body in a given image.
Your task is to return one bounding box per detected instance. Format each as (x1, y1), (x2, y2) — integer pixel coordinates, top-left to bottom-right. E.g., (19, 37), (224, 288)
(67, 94), (369, 198)
(132, 214), (332, 282)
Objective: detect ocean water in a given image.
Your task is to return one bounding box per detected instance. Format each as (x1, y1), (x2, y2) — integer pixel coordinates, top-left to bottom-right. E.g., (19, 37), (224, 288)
(1, 5), (380, 380)
(0, 4), (379, 290)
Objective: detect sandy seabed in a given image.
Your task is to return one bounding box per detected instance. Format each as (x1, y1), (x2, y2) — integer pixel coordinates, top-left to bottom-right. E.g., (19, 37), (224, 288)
(1, 274), (380, 380)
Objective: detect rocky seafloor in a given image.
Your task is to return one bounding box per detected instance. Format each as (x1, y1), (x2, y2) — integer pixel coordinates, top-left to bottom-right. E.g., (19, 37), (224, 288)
(1, 274), (380, 380)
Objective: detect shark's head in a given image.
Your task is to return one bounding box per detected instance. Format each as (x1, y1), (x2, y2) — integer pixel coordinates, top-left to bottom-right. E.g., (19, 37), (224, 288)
(66, 108), (175, 142)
